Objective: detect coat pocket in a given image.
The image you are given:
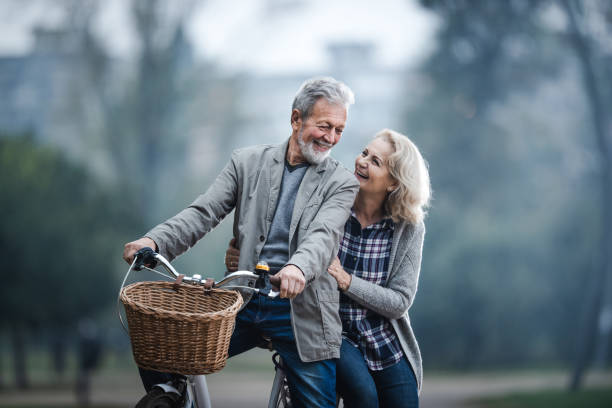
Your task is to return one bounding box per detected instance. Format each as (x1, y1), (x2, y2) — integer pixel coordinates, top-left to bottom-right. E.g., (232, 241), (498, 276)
(246, 170), (263, 199)
(316, 289), (341, 347)
(298, 199), (321, 230)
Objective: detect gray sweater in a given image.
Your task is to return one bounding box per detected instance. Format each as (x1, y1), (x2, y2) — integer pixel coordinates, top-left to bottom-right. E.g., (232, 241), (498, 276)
(259, 162), (308, 272)
(344, 219), (425, 392)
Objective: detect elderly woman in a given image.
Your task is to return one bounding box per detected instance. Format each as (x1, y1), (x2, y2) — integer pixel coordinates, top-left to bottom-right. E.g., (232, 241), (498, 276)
(227, 129), (430, 408)
(327, 128), (429, 408)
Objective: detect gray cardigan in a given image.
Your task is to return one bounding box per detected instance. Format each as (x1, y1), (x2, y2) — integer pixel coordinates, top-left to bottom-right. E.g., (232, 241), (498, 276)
(344, 219), (425, 392)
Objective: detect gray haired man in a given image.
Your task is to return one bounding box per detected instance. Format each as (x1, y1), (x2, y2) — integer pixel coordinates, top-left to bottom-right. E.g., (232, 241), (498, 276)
(123, 77), (359, 408)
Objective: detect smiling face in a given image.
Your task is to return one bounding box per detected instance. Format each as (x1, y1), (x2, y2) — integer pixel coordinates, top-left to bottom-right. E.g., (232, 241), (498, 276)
(354, 137), (398, 197)
(290, 98), (347, 164)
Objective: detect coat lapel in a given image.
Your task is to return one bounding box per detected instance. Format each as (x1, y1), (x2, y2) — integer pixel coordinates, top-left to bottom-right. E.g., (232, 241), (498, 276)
(265, 140), (289, 223)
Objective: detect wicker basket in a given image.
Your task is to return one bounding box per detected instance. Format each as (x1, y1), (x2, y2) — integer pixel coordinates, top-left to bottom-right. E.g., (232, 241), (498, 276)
(120, 281), (243, 375)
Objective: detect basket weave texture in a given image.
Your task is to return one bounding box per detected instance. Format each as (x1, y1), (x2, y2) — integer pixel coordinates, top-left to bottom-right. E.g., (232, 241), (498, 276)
(120, 281), (243, 375)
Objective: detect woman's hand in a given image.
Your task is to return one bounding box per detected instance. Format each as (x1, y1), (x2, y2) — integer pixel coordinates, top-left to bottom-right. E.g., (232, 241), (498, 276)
(225, 238), (240, 272)
(327, 256), (352, 291)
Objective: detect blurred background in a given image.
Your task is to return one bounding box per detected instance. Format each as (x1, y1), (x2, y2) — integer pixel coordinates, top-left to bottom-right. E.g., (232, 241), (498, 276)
(1, 0), (611, 407)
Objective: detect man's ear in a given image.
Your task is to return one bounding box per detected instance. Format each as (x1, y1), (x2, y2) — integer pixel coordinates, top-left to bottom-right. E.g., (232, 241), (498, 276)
(291, 109), (302, 130)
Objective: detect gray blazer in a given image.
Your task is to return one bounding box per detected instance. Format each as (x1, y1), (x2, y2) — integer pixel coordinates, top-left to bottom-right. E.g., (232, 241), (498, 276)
(343, 220), (425, 392)
(146, 139), (360, 362)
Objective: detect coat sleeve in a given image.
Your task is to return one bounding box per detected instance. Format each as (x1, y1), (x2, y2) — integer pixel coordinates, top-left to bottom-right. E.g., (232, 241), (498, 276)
(343, 221), (425, 320)
(287, 175), (359, 284)
(145, 153), (239, 261)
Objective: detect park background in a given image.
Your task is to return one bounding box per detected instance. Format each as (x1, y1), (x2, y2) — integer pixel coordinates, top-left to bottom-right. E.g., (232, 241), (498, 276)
(1, 0), (611, 407)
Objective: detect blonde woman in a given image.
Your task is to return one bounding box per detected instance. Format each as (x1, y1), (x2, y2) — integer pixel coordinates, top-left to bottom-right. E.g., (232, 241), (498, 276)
(226, 129), (430, 407)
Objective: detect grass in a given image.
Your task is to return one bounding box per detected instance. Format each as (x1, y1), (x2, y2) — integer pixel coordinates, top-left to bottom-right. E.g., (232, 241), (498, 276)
(475, 387), (612, 408)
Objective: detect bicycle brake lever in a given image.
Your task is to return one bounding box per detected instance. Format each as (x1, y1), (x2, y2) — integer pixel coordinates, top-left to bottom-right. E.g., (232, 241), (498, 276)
(256, 273), (282, 298)
(263, 275), (280, 298)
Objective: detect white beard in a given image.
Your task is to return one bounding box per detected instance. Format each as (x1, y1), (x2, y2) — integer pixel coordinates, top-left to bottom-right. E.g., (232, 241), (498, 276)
(297, 129), (331, 164)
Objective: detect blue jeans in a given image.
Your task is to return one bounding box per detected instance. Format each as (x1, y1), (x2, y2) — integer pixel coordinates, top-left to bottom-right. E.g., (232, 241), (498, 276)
(229, 293), (337, 408)
(337, 338), (418, 408)
(139, 293), (336, 408)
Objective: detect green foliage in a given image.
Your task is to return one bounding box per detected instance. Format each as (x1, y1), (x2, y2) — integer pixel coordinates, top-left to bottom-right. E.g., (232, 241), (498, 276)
(0, 135), (144, 328)
(407, 1), (604, 369)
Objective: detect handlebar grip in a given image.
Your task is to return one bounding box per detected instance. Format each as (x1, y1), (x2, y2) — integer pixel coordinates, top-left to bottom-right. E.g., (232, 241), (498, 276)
(134, 247), (158, 270)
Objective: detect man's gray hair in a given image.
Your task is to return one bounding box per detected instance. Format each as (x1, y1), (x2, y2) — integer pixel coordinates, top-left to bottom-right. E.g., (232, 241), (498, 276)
(292, 77), (355, 119)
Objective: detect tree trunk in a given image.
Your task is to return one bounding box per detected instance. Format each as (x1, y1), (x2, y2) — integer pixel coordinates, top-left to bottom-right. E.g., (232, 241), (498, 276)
(0, 333), (4, 389)
(50, 332), (67, 379)
(10, 324), (28, 389)
(563, 0), (612, 391)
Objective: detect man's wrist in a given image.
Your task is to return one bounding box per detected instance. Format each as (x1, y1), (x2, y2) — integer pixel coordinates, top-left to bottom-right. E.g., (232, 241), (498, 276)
(143, 236), (158, 252)
(284, 263), (305, 277)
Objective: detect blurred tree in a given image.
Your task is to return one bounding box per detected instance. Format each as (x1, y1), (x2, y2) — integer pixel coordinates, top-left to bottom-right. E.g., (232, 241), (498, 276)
(409, 0), (570, 370)
(560, 0), (612, 390)
(56, 0), (246, 279)
(1, 1), (245, 282)
(0, 135), (142, 388)
(61, 0), (246, 278)
(53, 0), (201, 222)
(409, 0), (611, 384)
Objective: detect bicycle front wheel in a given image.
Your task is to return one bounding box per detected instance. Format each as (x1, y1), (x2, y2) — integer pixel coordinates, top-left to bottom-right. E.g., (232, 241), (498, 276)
(135, 388), (181, 408)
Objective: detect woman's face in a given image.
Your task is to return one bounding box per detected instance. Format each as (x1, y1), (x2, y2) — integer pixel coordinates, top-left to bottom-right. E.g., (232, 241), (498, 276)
(354, 137), (397, 196)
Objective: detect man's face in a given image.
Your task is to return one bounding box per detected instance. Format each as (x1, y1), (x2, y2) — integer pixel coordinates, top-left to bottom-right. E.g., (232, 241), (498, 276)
(294, 98), (347, 164)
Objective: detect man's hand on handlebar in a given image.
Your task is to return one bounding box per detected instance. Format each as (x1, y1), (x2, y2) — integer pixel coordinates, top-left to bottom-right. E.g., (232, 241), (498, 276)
(123, 237), (158, 264)
(274, 265), (305, 299)
(225, 239), (305, 299)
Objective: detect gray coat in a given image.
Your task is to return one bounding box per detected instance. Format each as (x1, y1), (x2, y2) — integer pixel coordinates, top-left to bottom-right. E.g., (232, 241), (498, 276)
(343, 219), (425, 392)
(146, 139), (360, 362)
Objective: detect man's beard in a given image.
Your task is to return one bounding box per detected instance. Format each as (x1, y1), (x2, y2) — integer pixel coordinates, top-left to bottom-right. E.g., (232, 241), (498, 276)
(297, 129), (331, 165)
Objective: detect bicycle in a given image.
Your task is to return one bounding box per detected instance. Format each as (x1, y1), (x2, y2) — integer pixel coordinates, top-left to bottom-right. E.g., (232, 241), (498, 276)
(118, 247), (293, 408)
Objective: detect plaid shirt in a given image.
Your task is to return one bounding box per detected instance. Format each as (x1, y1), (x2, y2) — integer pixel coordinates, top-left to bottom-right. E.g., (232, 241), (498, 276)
(338, 211), (404, 370)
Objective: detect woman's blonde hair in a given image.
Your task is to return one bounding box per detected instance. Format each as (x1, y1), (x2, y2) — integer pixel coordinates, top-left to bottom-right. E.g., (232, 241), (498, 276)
(376, 129), (431, 224)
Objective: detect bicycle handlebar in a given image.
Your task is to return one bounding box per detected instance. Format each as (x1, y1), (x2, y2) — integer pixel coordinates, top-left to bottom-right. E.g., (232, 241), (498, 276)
(118, 248), (282, 333)
(130, 247), (280, 296)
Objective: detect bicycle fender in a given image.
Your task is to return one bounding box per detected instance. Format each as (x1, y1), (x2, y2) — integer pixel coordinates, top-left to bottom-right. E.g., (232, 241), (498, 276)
(152, 383), (181, 396)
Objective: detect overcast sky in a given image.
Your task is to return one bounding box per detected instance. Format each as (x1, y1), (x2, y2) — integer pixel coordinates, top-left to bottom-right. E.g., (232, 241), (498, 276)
(0, 0), (439, 74)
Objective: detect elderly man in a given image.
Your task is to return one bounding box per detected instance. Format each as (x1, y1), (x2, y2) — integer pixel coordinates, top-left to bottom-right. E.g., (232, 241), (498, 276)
(123, 77), (359, 408)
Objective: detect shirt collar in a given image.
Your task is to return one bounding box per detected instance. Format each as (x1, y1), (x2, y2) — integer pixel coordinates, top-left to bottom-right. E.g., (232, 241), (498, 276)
(349, 210), (395, 231)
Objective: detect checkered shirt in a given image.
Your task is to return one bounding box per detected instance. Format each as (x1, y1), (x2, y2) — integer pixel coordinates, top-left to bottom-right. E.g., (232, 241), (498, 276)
(338, 211), (404, 370)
